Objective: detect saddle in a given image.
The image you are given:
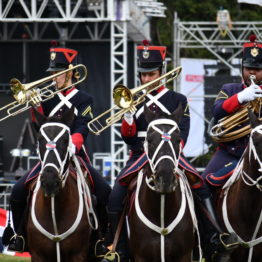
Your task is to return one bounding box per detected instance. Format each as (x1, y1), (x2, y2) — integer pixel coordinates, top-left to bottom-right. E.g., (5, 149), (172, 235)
(119, 152), (203, 190)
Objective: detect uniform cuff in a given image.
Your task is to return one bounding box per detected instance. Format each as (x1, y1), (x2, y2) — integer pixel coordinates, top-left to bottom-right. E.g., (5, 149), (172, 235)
(121, 119), (136, 137)
(222, 94), (242, 113)
(71, 133), (84, 151)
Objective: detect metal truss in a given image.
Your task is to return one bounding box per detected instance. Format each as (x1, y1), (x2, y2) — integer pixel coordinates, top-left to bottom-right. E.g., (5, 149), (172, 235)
(173, 16), (262, 78)
(0, 0), (106, 22)
(110, 20), (128, 184)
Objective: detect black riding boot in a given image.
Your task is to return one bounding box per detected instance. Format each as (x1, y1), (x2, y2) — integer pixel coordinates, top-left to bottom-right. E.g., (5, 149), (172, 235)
(201, 196), (238, 262)
(101, 212), (130, 262)
(5, 198), (27, 252)
(91, 204), (111, 259)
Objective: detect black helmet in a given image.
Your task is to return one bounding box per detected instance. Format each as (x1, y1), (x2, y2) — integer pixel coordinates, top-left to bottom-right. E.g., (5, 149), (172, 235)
(46, 47), (78, 72)
(137, 40), (166, 73)
(242, 34), (262, 69)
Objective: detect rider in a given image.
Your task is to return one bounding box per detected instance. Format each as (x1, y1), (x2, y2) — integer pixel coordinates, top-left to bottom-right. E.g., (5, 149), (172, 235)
(3, 45), (111, 253)
(203, 35), (262, 189)
(199, 34), (262, 258)
(101, 40), (233, 262)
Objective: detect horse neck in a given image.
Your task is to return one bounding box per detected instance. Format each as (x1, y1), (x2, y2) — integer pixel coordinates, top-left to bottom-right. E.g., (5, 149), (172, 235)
(231, 149), (262, 214)
(138, 172), (182, 224)
(37, 175), (78, 223)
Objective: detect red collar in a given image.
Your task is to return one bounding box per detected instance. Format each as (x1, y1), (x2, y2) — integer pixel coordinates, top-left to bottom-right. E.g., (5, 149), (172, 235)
(62, 86), (76, 95)
(156, 85), (165, 93)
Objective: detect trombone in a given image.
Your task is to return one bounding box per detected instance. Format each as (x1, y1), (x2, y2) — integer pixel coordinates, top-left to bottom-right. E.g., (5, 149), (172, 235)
(88, 66), (182, 135)
(0, 64), (87, 122)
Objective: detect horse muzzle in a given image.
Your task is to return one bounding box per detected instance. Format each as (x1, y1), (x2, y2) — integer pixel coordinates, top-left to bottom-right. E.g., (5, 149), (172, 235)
(154, 172), (178, 194)
(41, 172), (61, 197)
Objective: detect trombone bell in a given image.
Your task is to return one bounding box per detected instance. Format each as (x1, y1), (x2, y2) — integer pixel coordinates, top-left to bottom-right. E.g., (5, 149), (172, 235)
(113, 85), (133, 109)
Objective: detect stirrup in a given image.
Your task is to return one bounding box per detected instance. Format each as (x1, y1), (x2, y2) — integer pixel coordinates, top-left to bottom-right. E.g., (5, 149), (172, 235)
(95, 238), (110, 258)
(219, 232), (240, 250)
(8, 234), (25, 253)
(101, 251), (120, 262)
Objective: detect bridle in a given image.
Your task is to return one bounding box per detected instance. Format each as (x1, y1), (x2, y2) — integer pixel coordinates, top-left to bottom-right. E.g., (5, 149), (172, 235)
(38, 122), (74, 188)
(242, 125), (262, 191)
(144, 118), (181, 190)
(32, 121), (98, 262)
(135, 118), (202, 262)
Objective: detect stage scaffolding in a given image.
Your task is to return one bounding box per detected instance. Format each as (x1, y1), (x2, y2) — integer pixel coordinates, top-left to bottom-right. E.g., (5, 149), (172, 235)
(0, 0), (166, 206)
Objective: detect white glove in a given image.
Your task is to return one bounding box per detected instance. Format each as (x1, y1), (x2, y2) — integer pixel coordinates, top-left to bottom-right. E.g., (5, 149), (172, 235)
(123, 112), (134, 125)
(237, 84), (262, 104)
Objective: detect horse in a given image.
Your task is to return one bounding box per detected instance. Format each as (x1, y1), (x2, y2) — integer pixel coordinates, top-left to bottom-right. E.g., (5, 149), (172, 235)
(26, 107), (97, 262)
(217, 109), (262, 262)
(128, 105), (200, 262)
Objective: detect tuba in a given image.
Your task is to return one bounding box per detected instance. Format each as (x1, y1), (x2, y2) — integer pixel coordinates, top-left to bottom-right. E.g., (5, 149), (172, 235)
(88, 66), (182, 135)
(210, 75), (262, 142)
(0, 64), (87, 122)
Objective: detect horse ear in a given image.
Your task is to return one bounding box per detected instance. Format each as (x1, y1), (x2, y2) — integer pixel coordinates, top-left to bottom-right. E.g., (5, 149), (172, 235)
(171, 103), (184, 124)
(61, 106), (75, 127)
(144, 105), (156, 123)
(248, 108), (259, 128)
(32, 107), (47, 128)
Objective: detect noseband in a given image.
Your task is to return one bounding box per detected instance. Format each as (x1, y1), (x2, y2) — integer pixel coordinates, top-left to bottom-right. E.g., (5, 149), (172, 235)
(144, 118), (181, 175)
(38, 122), (74, 187)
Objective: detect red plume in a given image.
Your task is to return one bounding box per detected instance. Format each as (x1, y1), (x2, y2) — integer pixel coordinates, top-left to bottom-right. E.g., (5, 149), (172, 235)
(249, 34), (257, 43)
(142, 40), (150, 46)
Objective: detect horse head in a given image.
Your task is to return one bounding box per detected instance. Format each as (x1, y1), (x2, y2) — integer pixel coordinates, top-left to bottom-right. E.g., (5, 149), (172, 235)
(34, 107), (75, 197)
(248, 108), (262, 190)
(144, 104), (183, 194)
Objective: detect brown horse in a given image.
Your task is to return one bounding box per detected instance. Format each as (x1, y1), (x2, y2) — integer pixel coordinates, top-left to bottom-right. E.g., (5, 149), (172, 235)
(27, 108), (97, 262)
(128, 106), (200, 262)
(217, 109), (262, 262)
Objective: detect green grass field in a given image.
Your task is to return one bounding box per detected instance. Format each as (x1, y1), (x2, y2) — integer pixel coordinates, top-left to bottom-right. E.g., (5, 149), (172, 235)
(0, 254), (30, 262)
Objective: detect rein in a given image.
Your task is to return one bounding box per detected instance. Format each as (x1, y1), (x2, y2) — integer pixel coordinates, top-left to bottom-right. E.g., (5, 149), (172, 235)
(222, 125), (262, 262)
(32, 122), (98, 262)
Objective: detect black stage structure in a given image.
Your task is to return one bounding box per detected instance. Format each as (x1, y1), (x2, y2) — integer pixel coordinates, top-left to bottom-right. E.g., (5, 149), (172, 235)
(0, 41), (135, 174)
(0, 0), (163, 180)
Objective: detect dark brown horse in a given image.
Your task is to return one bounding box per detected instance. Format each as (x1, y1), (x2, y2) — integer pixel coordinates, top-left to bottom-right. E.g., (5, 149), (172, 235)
(128, 106), (199, 262)
(217, 109), (262, 262)
(27, 108), (97, 262)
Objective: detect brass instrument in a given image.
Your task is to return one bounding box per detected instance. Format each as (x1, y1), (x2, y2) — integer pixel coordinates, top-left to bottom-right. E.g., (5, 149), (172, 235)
(0, 64), (87, 122)
(88, 66), (182, 135)
(210, 75), (262, 142)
